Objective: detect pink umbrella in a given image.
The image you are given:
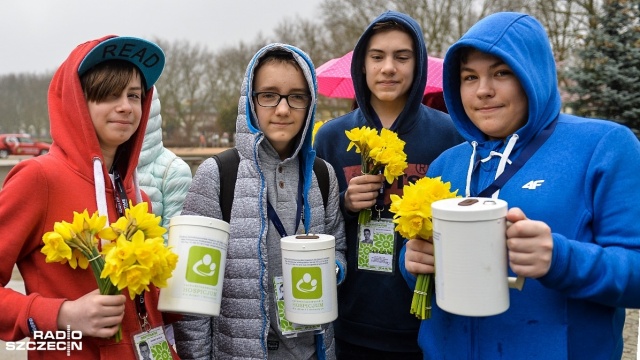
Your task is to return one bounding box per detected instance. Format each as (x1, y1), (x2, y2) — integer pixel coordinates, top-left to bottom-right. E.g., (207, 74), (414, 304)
(316, 51), (444, 99)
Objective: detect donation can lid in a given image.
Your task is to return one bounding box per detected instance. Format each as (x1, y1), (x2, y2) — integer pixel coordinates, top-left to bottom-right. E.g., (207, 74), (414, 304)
(280, 234), (335, 251)
(431, 198), (508, 222)
(169, 215), (230, 234)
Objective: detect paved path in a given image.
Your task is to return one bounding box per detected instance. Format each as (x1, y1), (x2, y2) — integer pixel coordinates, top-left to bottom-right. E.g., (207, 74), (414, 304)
(1, 266), (638, 359)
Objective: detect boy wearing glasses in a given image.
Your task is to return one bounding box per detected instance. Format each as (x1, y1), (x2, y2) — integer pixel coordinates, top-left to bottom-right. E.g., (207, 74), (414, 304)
(173, 44), (346, 359)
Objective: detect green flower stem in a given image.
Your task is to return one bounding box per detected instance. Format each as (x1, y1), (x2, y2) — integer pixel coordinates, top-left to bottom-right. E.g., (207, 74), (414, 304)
(86, 247), (122, 342)
(410, 273), (433, 320)
(358, 208), (372, 225)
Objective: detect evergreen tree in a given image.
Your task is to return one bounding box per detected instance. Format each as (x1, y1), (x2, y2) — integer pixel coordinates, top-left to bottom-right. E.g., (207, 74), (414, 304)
(567, 0), (640, 129)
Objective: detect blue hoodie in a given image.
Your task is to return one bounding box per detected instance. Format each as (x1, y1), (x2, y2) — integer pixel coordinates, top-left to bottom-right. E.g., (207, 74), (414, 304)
(314, 11), (462, 353)
(400, 12), (640, 359)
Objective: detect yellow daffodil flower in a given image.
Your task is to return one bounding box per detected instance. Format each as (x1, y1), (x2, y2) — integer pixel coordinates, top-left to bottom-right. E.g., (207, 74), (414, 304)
(345, 126), (408, 224)
(42, 203), (178, 337)
(389, 176), (460, 320)
(41, 231), (72, 263)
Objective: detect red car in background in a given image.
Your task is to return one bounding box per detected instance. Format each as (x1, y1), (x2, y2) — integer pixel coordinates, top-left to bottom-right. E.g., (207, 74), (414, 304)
(0, 134), (50, 158)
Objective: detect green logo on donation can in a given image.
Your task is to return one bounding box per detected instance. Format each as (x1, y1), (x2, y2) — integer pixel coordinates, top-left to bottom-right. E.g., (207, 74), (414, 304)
(291, 266), (323, 299)
(186, 246), (221, 286)
(280, 234), (338, 325)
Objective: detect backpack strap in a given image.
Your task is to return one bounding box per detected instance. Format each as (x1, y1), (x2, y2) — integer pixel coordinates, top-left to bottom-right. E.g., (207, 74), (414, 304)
(213, 148), (329, 223)
(313, 157), (329, 210)
(212, 148), (240, 223)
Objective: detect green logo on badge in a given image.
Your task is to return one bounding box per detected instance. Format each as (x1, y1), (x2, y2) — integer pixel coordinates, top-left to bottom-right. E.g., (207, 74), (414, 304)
(291, 267), (322, 299)
(186, 246), (220, 286)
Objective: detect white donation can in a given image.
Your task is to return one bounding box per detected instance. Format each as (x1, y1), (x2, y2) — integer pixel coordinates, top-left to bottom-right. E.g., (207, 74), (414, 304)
(280, 234), (338, 325)
(158, 215), (230, 316)
(432, 197), (521, 316)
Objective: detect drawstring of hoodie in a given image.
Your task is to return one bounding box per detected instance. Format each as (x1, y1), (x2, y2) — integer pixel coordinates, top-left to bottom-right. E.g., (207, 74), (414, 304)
(465, 142), (478, 198)
(465, 134), (519, 198)
(93, 157), (143, 248)
(494, 135), (518, 183)
(93, 158), (109, 222)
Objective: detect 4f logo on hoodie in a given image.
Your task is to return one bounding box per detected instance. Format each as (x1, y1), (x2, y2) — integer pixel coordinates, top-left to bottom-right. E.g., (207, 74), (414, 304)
(522, 180), (545, 190)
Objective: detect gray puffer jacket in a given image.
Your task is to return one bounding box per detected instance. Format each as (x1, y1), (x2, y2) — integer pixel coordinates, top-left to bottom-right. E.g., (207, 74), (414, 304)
(172, 44), (346, 360)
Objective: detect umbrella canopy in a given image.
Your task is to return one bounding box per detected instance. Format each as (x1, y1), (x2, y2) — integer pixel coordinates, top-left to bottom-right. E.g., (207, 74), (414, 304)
(316, 51), (444, 99)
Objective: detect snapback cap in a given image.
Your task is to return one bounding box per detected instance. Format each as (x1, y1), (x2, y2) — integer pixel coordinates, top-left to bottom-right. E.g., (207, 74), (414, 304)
(78, 36), (165, 90)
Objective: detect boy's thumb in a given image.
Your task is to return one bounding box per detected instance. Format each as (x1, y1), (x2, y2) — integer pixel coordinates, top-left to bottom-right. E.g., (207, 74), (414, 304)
(506, 207), (527, 222)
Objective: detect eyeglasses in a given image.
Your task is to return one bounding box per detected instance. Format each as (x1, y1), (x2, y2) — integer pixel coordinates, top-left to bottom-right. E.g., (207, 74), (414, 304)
(252, 92), (311, 109)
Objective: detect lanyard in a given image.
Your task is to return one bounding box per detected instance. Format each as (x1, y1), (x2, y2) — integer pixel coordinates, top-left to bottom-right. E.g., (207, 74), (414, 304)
(374, 171), (385, 220)
(267, 167), (303, 238)
(112, 169), (128, 217)
(135, 292), (151, 331)
(476, 118), (558, 197)
(366, 110), (389, 220)
(112, 170), (149, 330)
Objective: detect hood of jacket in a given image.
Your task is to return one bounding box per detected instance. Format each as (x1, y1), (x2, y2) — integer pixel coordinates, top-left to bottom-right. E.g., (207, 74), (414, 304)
(443, 12), (562, 152)
(235, 43), (318, 230)
(351, 10), (429, 134)
(139, 86), (163, 165)
(47, 35), (154, 215)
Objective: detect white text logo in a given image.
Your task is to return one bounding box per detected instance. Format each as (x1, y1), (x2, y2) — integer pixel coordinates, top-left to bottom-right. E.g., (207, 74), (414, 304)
(5, 326), (82, 356)
(522, 180), (545, 190)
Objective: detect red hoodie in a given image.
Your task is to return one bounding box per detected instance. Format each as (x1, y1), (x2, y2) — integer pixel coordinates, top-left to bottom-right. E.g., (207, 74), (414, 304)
(0, 36), (179, 359)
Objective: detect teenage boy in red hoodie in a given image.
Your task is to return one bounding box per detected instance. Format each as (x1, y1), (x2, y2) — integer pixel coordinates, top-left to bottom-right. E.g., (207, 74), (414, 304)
(0, 35), (179, 359)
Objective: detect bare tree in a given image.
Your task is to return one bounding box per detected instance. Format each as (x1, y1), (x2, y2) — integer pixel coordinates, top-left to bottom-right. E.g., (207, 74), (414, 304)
(154, 39), (216, 146)
(320, 0), (394, 56)
(0, 0), (606, 147)
(394, 0), (453, 57)
(0, 73), (50, 137)
(272, 17), (332, 66)
(206, 40), (266, 134)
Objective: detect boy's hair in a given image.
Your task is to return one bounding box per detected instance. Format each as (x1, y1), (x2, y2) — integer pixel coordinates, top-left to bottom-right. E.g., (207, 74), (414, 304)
(371, 20), (412, 38)
(458, 47), (476, 64)
(253, 50), (302, 78)
(81, 60), (146, 102)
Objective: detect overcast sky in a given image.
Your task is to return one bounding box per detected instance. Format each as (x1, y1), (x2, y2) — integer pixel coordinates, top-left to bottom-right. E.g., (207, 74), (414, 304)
(1, 1), (322, 76)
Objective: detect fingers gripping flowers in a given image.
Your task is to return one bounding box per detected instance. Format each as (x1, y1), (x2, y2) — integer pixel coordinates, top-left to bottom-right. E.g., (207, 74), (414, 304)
(41, 202), (178, 341)
(389, 177), (460, 320)
(346, 126), (408, 224)
(42, 209), (122, 341)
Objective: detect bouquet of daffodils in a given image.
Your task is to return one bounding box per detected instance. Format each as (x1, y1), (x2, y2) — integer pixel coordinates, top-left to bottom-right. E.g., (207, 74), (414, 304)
(346, 126), (408, 224)
(41, 201), (178, 341)
(389, 177), (459, 320)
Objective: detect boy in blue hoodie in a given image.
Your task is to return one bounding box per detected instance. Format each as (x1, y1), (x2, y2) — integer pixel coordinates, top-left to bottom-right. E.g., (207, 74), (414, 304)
(402, 12), (640, 359)
(314, 10), (462, 359)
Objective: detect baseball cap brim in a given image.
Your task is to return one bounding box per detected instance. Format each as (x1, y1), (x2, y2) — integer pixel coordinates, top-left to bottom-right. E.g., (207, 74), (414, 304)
(78, 36), (165, 90)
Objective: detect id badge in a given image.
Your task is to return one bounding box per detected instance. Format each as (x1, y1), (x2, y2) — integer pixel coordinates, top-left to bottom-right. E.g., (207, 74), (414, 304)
(357, 218), (396, 273)
(273, 276), (321, 337)
(132, 326), (172, 360)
